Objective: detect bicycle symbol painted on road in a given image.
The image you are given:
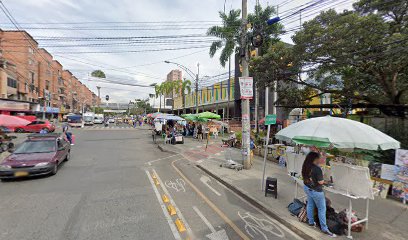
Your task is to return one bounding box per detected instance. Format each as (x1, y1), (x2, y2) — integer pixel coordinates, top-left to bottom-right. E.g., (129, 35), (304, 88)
(165, 179), (186, 192)
(238, 212), (285, 239)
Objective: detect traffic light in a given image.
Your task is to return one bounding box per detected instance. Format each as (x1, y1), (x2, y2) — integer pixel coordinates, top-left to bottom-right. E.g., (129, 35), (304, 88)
(105, 95), (109, 101)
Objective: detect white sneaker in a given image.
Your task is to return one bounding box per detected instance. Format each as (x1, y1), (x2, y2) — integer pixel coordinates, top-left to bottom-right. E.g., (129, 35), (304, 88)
(71, 144), (74, 146)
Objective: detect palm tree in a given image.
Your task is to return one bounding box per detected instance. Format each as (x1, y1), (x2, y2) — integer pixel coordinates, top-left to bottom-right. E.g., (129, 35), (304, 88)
(161, 81), (175, 112)
(207, 10), (241, 120)
(207, 9), (241, 67)
(180, 79), (192, 113)
(154, 83), (163, 112)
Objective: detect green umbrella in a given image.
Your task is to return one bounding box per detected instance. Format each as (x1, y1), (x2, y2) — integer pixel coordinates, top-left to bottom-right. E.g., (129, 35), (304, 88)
(198, 112), (221, 120)
(292, 136), (331, 148)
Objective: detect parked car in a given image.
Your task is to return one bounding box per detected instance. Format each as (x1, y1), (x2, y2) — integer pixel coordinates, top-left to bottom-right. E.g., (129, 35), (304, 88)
(0, 133), (71, 180)
(14, 120), (56, 133)
(108, 118), (115, 123)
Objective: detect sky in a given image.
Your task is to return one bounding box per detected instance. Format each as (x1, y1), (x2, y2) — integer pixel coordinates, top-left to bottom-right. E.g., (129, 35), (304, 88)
(0, 0), (355, 103)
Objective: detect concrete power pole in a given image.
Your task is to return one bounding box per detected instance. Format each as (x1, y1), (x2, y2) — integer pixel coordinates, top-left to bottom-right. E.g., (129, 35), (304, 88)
(241, 0), (251, 169)
(97, 86), (101, 107)
(195, 63), (200, 114)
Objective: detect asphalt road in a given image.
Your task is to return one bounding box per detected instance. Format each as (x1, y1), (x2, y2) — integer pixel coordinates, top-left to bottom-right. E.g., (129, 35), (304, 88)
(0, 127), (302, 240)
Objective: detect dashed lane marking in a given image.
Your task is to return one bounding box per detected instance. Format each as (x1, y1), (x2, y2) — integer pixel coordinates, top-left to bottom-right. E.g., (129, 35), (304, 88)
(171, 159), (250, 240)
(145, 170), (182, 240)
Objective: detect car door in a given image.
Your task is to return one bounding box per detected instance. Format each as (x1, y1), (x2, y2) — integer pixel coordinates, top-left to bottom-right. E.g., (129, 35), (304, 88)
(56, 139), (66, 164)
(24, 121), (37, 132)
(33, 121), (45, 132)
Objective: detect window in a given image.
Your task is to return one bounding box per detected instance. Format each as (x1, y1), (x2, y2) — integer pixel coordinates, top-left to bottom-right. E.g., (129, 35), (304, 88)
(7, 77), (17, 88)
(28, 59), (33, 65)
(45, 80), (50, 90)
(28, 47), (34, 54)
(30, 72), (35, 84)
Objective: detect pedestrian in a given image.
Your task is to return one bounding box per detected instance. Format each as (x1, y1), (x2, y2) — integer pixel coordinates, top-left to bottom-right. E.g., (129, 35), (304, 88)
(301, 152), (336, 237)
(62, 123), (73, 145)
(250, 137), (257, 166)
(197, 124), (203, 141)
(39, 128), (48, 134)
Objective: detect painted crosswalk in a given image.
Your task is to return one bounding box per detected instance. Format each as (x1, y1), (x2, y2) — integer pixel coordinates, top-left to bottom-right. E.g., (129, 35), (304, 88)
(81, 125), (140, 130)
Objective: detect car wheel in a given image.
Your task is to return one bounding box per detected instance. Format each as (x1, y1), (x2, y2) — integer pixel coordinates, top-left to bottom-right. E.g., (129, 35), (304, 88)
(15, 128), (24, 133)
(51, 163), (58, 175)
(65, 151), (71, 161)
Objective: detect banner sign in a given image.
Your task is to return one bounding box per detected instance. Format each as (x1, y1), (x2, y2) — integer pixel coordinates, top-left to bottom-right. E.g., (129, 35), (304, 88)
(239, 77), (253, 99)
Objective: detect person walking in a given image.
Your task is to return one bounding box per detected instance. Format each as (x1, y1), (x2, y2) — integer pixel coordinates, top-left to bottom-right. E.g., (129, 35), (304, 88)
(197, 124), (203, 141)
(62, 123), (73, 145)
(301, 152), (336, 237)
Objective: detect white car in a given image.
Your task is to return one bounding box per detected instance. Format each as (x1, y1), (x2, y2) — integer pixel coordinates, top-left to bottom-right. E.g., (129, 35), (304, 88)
(108, 118), (115, 123)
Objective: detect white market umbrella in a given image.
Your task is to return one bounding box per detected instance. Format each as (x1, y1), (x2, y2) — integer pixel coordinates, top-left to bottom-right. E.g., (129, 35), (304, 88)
(275, 116), (400, 150)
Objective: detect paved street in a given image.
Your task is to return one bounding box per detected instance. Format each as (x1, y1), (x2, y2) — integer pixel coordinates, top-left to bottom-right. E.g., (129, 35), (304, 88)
(0, 128), (302, 240)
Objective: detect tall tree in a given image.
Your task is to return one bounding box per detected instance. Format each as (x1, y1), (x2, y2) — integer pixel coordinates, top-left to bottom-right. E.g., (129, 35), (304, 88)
(207, 9), (241, 67)
(154, 83), (163, 112)
(91, 70), (106, 78)
(291, 0), (408, 116)
(179, 79), (192, 113)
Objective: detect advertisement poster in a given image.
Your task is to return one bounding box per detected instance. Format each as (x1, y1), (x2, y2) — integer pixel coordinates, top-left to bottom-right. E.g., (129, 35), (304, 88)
(395, 166), (408, 183)
(395, 149), (408, 166)
(392, 181), (408, 201)
(239, 77), (253, 99)
(381, 164), (396, 181)
(372, 181), (390, 199)
(369, 162), (382, 178)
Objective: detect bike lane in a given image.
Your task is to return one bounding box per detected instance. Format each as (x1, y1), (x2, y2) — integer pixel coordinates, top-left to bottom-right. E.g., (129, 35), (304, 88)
(149, 153), (303, 240)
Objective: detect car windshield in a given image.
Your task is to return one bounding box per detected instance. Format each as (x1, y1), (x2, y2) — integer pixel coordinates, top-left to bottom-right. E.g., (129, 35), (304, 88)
(14, 140), (56, 154)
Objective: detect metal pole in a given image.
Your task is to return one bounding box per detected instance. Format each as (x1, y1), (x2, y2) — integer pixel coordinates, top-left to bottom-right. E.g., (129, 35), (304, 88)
(262, 124), (270, 191)
(227, 56), (231, 120)
(241, 0), (251, 169)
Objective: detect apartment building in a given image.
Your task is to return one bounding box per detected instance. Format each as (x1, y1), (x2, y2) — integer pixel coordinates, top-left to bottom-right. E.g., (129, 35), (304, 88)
(0, 29), (100, 118)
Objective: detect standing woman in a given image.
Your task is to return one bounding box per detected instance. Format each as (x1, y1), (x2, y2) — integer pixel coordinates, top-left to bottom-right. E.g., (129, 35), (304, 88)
(301, 151), (336, 237)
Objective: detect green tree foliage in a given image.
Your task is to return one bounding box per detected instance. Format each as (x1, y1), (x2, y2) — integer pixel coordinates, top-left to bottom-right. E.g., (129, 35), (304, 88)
(91, 70), (106, 78)
(291, 0), (408, 115)
(207, 9), (241, 67)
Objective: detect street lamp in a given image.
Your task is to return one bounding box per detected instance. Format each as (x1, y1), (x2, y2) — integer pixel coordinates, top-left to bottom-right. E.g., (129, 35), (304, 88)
(164, 60), (200, 114)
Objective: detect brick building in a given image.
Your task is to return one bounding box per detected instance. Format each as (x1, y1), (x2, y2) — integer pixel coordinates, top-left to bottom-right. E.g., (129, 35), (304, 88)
(0, 29), (100, 118)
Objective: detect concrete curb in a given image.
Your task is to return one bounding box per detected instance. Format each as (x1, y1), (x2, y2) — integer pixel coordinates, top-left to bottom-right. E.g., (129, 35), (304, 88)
(196, 164), (315, 240)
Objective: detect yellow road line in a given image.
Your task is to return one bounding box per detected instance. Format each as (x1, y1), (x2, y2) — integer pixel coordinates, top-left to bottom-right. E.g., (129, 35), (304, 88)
(171, 159), (250, 240)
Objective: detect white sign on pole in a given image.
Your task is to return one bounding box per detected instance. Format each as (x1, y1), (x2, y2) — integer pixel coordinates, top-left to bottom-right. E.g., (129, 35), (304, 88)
(239, 77), (253, 99)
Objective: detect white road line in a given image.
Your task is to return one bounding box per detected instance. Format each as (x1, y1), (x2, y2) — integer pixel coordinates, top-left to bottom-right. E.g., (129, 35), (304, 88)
(192, 206), (215, 233)
(145, 170), (182, 240)
(147, 154), (180, 165)
(152, 169), (194, 238)
(200, 175), (222, 196)
(209, 175), (304, 240)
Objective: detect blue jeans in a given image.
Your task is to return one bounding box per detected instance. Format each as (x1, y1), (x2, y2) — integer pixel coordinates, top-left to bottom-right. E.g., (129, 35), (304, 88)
(303, 185), (328, 232)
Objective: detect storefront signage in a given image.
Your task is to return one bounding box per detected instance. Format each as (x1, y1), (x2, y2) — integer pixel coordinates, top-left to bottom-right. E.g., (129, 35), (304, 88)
(0, 100), (30, 111)
(265, 114), (277, 125)
(46, 107), (60, 113)
(239, 77), (253, 99)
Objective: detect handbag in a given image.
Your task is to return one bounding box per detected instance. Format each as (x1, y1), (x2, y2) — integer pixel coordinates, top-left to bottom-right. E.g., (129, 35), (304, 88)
(298, 206), (308, 222)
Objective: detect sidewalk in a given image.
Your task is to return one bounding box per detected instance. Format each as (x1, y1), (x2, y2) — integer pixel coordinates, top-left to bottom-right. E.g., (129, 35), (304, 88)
(159, 137), (408, 240)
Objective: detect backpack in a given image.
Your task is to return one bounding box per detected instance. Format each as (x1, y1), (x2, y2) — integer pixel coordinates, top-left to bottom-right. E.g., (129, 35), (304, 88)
(288, 198), (305, 216)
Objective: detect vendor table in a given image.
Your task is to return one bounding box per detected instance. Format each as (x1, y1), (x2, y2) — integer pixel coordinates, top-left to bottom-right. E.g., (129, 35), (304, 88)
(292, 176), (374, 239)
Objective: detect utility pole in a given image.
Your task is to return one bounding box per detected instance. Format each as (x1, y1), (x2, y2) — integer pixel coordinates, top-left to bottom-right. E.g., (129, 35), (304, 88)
(97, 86), (101, 107)
(227, 56), (231, 120)
(241, 0), (251, 169)
(196, 63), (200, 114)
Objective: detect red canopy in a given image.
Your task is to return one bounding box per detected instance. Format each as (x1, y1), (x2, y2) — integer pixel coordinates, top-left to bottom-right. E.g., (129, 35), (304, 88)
(0, 114), (30, 128)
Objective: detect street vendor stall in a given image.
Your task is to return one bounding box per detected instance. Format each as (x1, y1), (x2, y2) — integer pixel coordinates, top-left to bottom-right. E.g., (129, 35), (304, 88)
(273, 116), (400, 239)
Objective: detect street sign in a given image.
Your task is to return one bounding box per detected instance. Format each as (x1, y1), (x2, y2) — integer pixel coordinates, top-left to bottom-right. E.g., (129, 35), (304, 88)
(239, 77), (253, 99)
(265, 114), (277, 125)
